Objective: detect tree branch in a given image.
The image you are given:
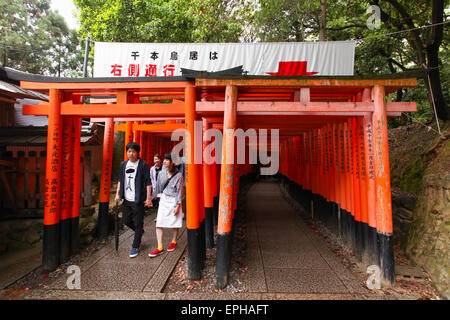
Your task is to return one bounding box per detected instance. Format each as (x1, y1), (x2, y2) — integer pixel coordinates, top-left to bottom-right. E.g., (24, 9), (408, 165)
(326, 24), (367, 31)
(382, 0), (426, 65)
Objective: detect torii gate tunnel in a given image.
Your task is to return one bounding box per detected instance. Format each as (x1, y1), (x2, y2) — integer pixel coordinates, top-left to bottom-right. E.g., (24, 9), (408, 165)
(18, 71), (417, 288)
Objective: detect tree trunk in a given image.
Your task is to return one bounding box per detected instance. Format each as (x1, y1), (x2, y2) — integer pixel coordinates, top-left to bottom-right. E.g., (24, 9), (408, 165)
(319, 0), (327, 41)
(384, 0), (448, 121)
(425, 0), (448, 121)
(426, 47), (449, 121)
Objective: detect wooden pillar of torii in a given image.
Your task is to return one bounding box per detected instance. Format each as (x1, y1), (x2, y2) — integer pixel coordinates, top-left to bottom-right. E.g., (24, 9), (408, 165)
(185, 86), (205, 279)
(216, 85), (237, 289)
(372, 85), (395, 285)
(42, 89), (82, 272)
(42, 88), (63, 271)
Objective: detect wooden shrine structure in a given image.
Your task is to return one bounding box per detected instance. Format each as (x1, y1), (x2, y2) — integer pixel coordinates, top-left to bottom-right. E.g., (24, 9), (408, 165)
(5, 66), (418, 288)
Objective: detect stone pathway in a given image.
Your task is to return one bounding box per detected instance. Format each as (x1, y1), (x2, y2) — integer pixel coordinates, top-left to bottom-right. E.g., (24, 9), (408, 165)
(246, 181), (377, 297)
(0, 181), (441, 300)
(0, 212), (187, 299)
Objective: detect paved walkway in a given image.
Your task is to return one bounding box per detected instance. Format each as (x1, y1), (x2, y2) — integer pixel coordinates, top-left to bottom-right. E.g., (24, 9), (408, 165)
(246, 181), (372, 297)
(1, 181), (391, 300)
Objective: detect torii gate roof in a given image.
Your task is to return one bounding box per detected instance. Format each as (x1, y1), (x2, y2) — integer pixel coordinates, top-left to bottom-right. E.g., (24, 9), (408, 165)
(3, 67), (419, 135)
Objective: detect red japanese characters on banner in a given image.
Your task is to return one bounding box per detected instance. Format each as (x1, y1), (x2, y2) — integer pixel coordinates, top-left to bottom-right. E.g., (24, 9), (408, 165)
(163, 64), (175, 77)
(110, 64), (122, 76)
(145, 64), (157, 77)
(128, 64), (139, 76)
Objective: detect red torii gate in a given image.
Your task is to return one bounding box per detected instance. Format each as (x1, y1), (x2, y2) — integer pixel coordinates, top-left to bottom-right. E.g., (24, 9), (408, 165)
(15, 68), (417, 288)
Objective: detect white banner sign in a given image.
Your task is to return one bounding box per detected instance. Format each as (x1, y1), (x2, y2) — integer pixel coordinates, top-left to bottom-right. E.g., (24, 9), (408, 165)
(93, 41), (355, 78)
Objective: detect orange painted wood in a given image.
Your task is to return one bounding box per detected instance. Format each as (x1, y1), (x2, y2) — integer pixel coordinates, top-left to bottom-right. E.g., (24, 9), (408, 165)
(124, 121), (133, 161)
(195, 77), (417, 89)
(185, 86), (204, 230)
(325, 124), (332, 202)
(99, 118), (114, 203)
(305, 132), (311, 192)
(357, 117), (369, 225)
(351, 117), (361, 222)
(372, 85), (393, 234)
(61, 116), (73, 220)
(114, 122), (127, 132)
(44, 89), (63, 226)
(363, 114), (377, 229)
(132, 123), (185, 132)
(218, 85), (237, 234)
(345, 121), (354, 215)
(22, 101), (185, 117)
(134, 91), (185, 95)
(134, 121), (141, 146)
(202, 119), (214, 208)
(338, 123), (347, 211)
(20, 80), (194, 90)
(332, 123), (339, 205)
(196, 101), (416, 113)
(293, 136), (301, 186)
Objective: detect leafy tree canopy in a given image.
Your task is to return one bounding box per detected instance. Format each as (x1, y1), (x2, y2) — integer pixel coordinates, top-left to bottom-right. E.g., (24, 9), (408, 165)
(0, 0), (84, 76)
(74, 0), (252, 42)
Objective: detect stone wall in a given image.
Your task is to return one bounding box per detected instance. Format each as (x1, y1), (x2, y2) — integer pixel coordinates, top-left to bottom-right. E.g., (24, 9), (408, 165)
(391, 187), (417, 250)
(0, 209), (98, 256)
(406, 173), (450, 299)
(389, 121), (449, 299)
(0, 219), (43, 253)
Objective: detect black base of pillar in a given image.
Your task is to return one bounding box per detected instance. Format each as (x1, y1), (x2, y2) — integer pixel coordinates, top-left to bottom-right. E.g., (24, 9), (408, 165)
(42, 223), (60, 273)
(349, 213), (356, 252)
(213, 195), (219, 227)
(378, 232), (395, 285)
(97, 202), (109, 238)
(216, 232), (233, 290)
(368, 226), (379, 266)
(204, 207), (214, 249)
(187, 228), (202, 280)
(360, 221), (370, 266)
(330, 202), (339, 234)
(199, 219), (206, 269)
(341, 209), (349, 246)
(59, 218), (71, 264)
(354, 220), (363, 261)
(70, 216), (80, 256)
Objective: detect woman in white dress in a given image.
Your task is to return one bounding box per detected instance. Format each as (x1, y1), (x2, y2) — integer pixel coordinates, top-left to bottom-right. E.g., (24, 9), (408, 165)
(148, 153), (184, 257)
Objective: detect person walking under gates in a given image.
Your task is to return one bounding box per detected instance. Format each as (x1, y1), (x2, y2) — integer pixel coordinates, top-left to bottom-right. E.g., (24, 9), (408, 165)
(115, 142), (152, 258)
(149, 154), (165, 209)
(148, 153), (184, 257)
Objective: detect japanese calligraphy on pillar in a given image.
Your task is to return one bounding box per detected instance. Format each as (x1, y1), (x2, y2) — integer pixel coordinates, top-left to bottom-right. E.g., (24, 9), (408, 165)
(339, 125), (345, 174)
(69, 119), (76, 207)
(220, 165), (234, 225)
(366, 122), (375, 180)
(374, 119), (385, 178)
(102, 122), (114, 198)
(358, 120), (366, 182)
(45, 126), (61, 217)
(61, 120), (72, 215)
(348, 121), (354, 176)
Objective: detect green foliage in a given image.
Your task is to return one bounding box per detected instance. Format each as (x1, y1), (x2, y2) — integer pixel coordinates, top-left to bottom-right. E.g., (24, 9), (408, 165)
(0, 0), (84, 76)
(253, 0), (449, 123)
(74, 0), (250, 43)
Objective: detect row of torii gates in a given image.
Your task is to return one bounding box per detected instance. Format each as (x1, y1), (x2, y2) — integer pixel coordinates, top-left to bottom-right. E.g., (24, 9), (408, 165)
(14, 68), (417, 288)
